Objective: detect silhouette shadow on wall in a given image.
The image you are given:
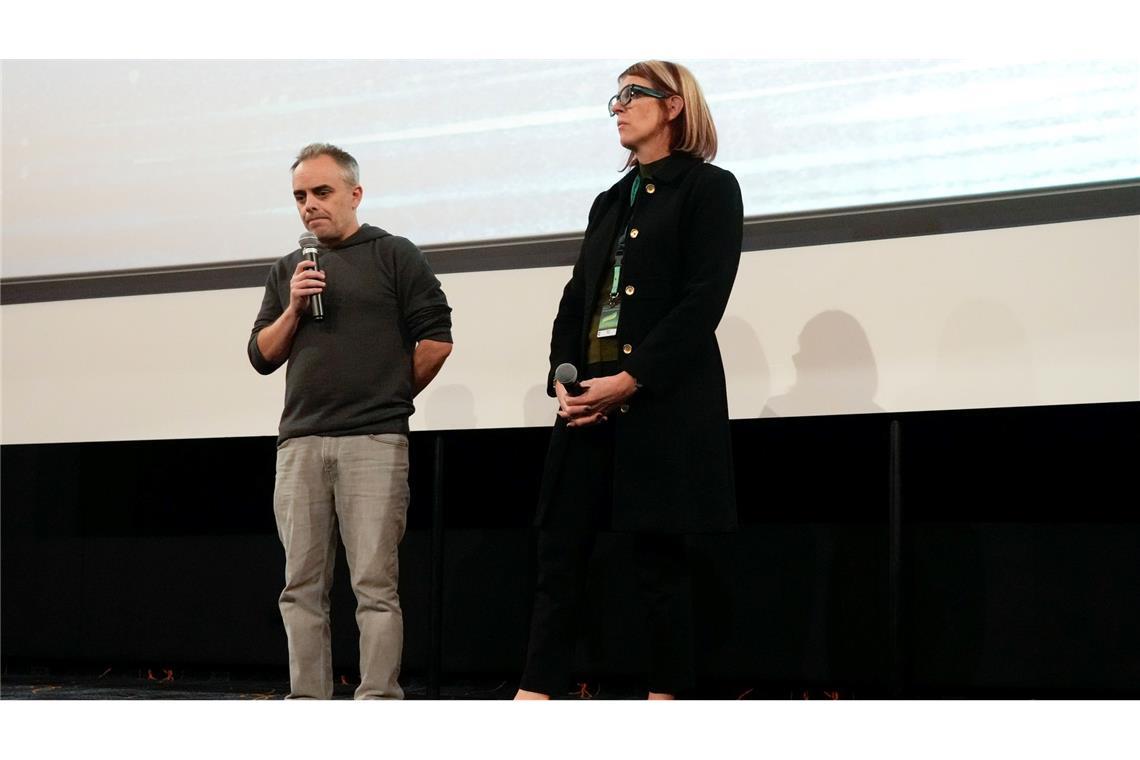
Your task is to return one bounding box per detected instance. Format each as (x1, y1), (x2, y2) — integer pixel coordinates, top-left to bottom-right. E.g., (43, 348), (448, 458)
(762, 310), (882, 418)
(423, 384), (477, 430)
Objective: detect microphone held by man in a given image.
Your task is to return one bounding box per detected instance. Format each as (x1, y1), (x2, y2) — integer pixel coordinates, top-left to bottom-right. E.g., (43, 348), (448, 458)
(298, 232), (325, 321)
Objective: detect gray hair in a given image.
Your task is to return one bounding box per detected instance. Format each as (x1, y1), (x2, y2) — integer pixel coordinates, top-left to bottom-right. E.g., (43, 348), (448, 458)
(291, 143), (360, 187)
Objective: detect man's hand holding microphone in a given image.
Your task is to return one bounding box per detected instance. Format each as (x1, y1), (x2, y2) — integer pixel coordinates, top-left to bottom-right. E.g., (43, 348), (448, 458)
(290, 232), (326, 320)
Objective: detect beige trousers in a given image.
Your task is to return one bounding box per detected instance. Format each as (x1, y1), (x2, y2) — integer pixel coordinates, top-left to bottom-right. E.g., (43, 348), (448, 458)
(273, 434), (409, 699)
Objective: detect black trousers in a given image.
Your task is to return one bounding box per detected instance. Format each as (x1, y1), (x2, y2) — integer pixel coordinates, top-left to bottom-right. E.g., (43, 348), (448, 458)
(520, 362), (696, 695)
(520, 528), (696, 696)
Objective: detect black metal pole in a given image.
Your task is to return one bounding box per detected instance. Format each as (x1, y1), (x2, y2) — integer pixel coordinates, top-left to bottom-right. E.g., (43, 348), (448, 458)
(428, 432), (445, 699)
(888, 419), (904, 697)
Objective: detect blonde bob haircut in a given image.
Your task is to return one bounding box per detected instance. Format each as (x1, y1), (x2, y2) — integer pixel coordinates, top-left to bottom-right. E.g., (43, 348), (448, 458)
(619, 60), (718, 167)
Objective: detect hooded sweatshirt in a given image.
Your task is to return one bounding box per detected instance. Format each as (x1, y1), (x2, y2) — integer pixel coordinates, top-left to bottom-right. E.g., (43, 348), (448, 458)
(248, 224), (452, 443)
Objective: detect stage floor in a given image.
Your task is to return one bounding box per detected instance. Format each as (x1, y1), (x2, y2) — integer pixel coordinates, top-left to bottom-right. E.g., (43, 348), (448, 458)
(0, 665), (846, 700)
(1, 673), (514, 700)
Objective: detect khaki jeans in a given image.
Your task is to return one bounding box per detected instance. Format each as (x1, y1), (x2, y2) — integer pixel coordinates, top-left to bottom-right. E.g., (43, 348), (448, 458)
(273, 434), (409, 699)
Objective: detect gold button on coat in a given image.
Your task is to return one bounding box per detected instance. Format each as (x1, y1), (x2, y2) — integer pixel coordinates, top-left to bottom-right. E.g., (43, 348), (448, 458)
(624, 285), (636, 296)
(645, 184), (656, 194)
(622, 344), (632, 354)
(629, 228), (639, 238)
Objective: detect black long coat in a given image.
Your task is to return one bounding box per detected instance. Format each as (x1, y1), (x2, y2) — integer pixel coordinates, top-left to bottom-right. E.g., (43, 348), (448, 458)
(536, 155), (744, 533)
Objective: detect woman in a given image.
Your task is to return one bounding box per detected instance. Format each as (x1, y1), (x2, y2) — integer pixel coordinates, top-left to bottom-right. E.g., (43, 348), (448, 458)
(516, 61), (743, 700)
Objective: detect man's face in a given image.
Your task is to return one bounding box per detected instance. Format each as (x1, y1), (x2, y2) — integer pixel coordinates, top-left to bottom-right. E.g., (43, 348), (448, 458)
(292, 154), (362, 245)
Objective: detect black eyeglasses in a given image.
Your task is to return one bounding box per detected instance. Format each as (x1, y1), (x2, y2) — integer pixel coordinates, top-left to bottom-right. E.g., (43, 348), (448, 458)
(607, 84), (669, 117)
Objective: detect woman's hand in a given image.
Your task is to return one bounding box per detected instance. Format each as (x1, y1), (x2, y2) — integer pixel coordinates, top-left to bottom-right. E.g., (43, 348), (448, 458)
(557, 371), (638, 428)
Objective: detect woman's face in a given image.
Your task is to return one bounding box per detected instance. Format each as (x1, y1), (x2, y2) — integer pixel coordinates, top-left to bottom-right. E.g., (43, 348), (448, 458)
(611, 75), (671, 154)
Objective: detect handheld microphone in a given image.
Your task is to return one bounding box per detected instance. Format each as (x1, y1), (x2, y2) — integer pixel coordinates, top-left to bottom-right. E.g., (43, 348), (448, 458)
(554, 363), (585, 396)
(298, 232), (325, 321)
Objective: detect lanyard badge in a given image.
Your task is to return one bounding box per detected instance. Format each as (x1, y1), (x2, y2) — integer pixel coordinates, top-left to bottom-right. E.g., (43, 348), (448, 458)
(597, 176), (641, 338)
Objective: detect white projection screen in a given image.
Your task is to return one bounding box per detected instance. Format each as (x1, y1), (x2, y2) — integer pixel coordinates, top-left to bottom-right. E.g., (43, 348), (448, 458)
(3, 59), (1137, 277)
(1, 60), (1138, 443)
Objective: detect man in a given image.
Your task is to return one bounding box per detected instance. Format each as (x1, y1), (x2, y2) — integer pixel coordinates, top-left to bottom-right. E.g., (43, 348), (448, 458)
(248, 143), (453, 699)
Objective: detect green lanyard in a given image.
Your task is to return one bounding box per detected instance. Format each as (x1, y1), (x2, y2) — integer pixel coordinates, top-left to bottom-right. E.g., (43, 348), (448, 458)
(597, 174), (644, 338)
(609, 175), (642, 298)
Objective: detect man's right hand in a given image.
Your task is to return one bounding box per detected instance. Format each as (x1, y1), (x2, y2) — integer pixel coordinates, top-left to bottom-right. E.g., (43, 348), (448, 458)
(257, 260), (325, 366)
(288, 259), (326, 316)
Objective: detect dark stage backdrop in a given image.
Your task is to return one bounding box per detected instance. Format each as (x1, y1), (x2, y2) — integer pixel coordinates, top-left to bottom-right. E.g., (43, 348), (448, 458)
(3, 401), (1137, 695)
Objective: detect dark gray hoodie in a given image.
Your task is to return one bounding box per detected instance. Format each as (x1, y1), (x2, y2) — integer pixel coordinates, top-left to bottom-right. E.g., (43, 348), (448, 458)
(248, 224), (452, 444)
